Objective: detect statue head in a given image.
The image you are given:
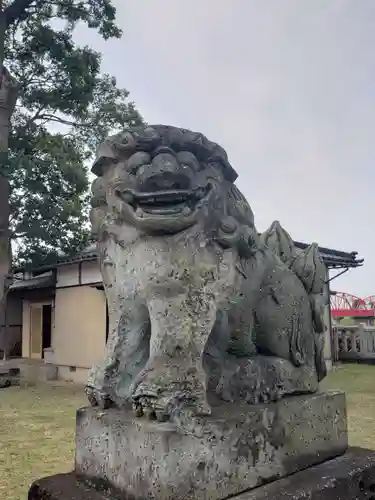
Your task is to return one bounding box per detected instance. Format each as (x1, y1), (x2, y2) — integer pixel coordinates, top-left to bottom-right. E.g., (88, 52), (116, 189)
(90, 125), (257, 254)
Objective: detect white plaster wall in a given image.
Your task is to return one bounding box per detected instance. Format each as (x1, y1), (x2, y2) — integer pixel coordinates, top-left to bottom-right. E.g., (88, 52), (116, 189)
(56, 261), (102, 288)
(56, 263), (79, 288)
(58, 366), (90, 384)
(53, 286), (106, 369)
(81, 260), (102, 285)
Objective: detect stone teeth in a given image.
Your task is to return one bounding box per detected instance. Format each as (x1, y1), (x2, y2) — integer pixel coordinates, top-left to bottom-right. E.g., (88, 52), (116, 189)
(140, 194), (188, 205)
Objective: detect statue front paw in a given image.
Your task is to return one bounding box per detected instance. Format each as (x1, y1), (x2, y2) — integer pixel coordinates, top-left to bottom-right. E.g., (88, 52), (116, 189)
(85, 385), (115, 409)
(132, 387), (211, 422)
(130, 359), (211, 422)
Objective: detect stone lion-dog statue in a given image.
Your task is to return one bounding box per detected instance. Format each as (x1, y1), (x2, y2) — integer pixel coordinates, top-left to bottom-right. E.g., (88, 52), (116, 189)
(87, 125), (327, 422)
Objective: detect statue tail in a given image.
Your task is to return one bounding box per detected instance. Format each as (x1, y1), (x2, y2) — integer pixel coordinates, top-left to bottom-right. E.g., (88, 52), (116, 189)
(290, 314), (305, 367)
(314, 333), (327, 382)
(289, 311), (327, 382)
(310, 294), (327, 381)
(261, 221), (328, 382)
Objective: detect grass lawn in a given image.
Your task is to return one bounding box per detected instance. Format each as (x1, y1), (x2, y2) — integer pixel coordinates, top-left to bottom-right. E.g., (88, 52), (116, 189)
(320, 364), (375, 450)
(1, 364), (375, 500)
(0, 382), (86, 500)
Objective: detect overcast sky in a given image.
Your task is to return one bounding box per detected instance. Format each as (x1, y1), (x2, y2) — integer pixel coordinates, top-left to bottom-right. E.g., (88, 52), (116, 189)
(76, 0), (374, 297)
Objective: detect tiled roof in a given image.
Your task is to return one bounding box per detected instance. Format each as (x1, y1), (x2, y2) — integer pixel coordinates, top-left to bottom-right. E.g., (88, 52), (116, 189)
(10, 271), (55, 291)
(17, 239), (363, 273)
(293, 241), (363, 269)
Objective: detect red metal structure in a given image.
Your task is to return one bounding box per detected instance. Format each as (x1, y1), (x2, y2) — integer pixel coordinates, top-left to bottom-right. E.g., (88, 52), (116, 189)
(331, 292), (375, 318)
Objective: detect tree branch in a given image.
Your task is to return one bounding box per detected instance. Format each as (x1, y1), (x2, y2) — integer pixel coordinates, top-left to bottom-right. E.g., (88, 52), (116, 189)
(4, 0), (44, 28)
(11, 232), (27, 239)
(26, 104), (47, 125)
(37, 113), (89, 128)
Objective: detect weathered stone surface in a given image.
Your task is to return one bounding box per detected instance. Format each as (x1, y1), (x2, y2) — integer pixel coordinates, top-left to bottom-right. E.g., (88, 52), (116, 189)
(238, 447), (375, 500)
(27, 448), (375, 500)
(86, 124), (329, 420)
(75, 391), (347, 500)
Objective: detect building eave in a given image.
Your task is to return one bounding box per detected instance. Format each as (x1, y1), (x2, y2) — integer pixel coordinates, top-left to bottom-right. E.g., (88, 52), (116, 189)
(9, 271), (56, 291)
(14, 241), (364, 274)
(293, 241), (363, 269)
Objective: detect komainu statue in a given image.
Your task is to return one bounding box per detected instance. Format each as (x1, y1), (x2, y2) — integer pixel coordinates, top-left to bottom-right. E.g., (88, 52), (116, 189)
(86, 125), (328, 421)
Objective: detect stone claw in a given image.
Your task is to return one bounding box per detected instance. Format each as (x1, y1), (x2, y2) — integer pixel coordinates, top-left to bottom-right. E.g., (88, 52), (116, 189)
(85, 386), (114, 409)
(133, 401), (144, 418)
(132, 383), (211, 422)
(85, 386), (99, 407)
(133, 395), (163, 421)
(244, 384), (285, 405)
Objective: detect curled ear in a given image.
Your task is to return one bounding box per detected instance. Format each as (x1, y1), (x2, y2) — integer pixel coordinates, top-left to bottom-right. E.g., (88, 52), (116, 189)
(225, 184), (255, 228)
(90, 206), (108, 240)
(213, 182), (258, 258)
(90, 177), (107, 208)
(216, 216), (241, 249)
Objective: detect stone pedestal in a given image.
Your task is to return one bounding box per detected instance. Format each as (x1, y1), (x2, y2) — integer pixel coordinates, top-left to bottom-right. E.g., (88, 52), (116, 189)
(28, 447), (375, 500)
(72, 391), (347, 500)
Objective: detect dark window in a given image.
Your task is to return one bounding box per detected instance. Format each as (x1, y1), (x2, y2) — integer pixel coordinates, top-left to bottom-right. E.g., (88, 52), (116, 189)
(42, 304), (52, 354)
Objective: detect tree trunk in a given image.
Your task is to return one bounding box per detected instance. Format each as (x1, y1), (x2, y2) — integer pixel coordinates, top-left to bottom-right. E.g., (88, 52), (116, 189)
(0, 5), (18, 359)
(0, 177), (12, 359)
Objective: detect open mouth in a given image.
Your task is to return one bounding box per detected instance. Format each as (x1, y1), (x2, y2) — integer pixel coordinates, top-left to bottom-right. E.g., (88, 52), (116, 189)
(117, 184), (212, 216)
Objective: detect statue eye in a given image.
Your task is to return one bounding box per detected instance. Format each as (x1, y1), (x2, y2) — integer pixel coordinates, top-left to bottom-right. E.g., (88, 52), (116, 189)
(176, 151), (200, 172)
(127, 152), (151, 175)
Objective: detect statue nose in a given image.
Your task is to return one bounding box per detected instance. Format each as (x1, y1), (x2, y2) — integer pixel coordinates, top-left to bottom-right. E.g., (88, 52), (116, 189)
(151, 152), (186, 175)
(136, 152), (193, 192)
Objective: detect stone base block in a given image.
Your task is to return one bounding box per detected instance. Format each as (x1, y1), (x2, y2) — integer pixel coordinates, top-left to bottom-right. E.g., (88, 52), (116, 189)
(237, 447), (375, 499)
(28, 448), (375, 500)
(75, 391), (347, 500)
